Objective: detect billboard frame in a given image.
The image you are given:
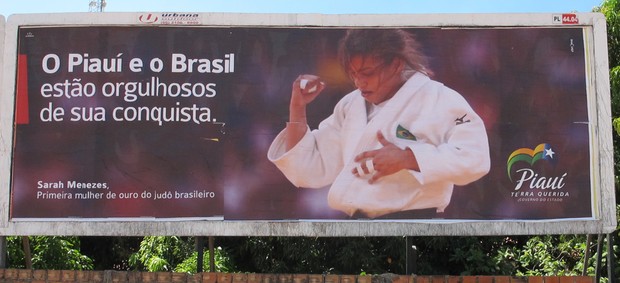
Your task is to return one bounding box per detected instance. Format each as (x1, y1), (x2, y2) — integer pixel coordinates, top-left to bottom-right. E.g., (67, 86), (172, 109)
(0, 12), (615, 236)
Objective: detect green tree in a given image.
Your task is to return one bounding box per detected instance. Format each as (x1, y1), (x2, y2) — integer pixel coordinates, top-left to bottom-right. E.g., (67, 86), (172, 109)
(604, 0), (620, 191)
(494, 235), (590, 276)
(412, 236), (513, 275)
(80, 236), (142, 270)
(128, 236), (194, 272)
(174, 247), (234, 273)
(589, 0), (620, 280)
(128, 236), (234, 273)
(224, 237), (403, 275)
(7, 236), (93, 270)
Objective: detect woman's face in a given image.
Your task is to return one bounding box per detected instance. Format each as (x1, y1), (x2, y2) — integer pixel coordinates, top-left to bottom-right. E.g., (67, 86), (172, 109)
(348, 55), (404, 105)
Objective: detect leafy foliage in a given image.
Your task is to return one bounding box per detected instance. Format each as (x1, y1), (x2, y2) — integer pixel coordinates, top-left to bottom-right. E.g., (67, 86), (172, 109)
(174, 247), (234, 273)
(600, 0), (620, 69)
(494, 235), (589, 276)
(603, 0), (620, 195)
(128, 236), (194, 272)
(7, 236), (93, 270)
(79, 236), (142, 270)
(222, 237), (403, 274)
(598, 1), (620, 280)
(128, 236), (234, 273)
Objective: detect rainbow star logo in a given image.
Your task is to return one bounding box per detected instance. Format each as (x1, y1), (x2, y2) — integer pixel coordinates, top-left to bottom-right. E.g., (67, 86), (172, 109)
(506, 143), (556, 181)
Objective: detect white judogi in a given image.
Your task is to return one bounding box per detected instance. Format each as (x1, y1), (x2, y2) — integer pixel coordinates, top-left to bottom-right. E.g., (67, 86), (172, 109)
(267, 73), (490, 218)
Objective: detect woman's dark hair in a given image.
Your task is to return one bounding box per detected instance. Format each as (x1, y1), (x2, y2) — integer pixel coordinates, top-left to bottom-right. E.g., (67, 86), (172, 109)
(338, 29), (433, 77)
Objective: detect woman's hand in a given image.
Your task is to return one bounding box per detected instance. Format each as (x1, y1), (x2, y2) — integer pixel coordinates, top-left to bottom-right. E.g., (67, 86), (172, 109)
(353, 131), (420, 184)
(290, 75), (325, 110)
(286, 74), (326, 150)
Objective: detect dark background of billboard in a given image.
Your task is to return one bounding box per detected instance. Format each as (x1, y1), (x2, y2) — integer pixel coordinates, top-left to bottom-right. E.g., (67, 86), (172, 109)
(11, 26), (590, 220)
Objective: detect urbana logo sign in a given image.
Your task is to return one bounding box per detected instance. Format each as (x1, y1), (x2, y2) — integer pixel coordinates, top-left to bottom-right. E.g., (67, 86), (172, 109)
(139, 13), (159, 24)
(506, 143), (568, 198)
(160, 13), (201, 25)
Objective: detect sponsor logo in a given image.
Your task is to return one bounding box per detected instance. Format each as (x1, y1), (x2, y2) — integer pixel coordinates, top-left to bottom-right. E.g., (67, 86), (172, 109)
(161, 13), (200, 25)
(553, 14), (579, 25)
(139, 13), (159, 24)
(506, 143), (569, 202)
(138, 13), (201, 25)
(455, 113), (470, 125)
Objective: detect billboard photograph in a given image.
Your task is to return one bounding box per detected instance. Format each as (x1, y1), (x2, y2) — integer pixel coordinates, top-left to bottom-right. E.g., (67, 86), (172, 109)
(0, 12), (614, 235)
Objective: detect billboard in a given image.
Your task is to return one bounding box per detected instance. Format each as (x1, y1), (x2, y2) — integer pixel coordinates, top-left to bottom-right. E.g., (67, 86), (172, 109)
(0, 12), (615, 236)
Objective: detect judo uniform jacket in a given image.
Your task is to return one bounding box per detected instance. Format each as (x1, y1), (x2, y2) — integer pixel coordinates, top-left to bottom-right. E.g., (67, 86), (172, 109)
(268, 73), (490, 218)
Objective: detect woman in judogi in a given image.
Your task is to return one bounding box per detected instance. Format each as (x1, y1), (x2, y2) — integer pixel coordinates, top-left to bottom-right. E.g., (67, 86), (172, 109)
(267, 29), (490, 219)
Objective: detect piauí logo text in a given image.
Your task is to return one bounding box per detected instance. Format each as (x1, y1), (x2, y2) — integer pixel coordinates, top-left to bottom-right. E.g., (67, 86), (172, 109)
(506, 143), (567, 193)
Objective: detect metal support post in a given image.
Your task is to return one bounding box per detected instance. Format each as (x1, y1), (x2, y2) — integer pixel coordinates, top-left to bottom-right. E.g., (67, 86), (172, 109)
(405, 237), (417, 275)
(209, 236), (215, 272)
(607, 232), (617, 283)
(582, 234), (593, 276)
(0, 236), (6, 268)
(195, 236), (205, 273)
(595, 234), (604, 282)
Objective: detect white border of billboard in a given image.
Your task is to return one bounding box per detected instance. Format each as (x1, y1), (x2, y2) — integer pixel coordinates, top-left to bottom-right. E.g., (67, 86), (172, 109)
(0, 15), (8, 231)
(0, 12), (615, 236)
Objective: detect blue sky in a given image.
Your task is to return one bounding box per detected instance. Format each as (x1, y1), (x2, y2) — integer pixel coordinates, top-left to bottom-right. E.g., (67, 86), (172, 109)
(0, 0), (605, 17)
